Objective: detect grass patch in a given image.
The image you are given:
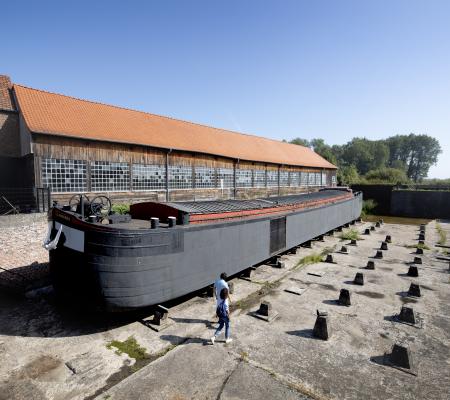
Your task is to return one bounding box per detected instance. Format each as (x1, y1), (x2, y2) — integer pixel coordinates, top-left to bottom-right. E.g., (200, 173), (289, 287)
(405, 243), (430, 250)
(436, 222), (447, 245)
(106, 336), (148, 360)
(338, 228), (361, 241)
(361, 199), (378, 218)
(294, 246), (335, 269)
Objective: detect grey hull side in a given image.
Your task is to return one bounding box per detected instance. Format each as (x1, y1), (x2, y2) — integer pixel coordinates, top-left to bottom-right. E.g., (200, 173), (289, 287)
(84, 193), (362, 309)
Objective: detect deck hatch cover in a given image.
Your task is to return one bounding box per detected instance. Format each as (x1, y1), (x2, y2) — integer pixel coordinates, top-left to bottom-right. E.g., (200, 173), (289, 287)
(270, 216), (286, 254)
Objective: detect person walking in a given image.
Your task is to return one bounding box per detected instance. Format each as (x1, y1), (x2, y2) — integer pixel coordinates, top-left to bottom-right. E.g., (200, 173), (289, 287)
(214, 272), (229, 306)
(211, 287), (232, 344)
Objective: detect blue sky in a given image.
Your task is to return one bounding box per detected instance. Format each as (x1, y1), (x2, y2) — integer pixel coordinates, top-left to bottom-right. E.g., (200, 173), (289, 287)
(3, 0), (450, 177)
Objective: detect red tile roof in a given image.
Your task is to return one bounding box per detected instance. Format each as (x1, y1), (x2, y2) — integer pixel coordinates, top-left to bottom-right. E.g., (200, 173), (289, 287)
(14, 84), (336, 169)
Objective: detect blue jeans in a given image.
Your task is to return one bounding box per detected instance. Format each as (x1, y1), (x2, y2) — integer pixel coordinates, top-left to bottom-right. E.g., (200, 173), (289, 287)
(214, 317), (230, 339)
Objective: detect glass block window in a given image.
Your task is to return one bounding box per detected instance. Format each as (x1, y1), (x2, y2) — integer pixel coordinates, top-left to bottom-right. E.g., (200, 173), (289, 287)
(236, 169), (253, 188)
(279, 170), (289, 187)
(217, 168), (234, 188)
(253, 170), (266, 187)
(91, 161), (129, 191)
(195, 166), (216, 188)
(267, 170), (278, 187)
(169, 165), (193, 189)
(290, 171), (300, 187)
(322, 172), (327, 186)
(308, 172), (316, 186)
(132, 164), (166, 191)
(300, 172), (308, 186)
(41, 158), (87, 193)
(315, 173), (321, 186)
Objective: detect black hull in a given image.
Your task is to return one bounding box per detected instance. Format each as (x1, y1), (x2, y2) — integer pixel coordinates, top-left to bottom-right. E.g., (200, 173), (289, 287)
(49, 192), (362, 310)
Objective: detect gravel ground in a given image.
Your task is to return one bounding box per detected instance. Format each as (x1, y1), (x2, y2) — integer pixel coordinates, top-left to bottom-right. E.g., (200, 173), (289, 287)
(0, 213), (49, 290)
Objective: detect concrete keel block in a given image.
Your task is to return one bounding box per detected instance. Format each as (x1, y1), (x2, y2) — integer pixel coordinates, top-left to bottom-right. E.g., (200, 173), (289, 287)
(325, 254), (334, 263)
(413, 257), (422, 264)
(418, 240), (425, 245)
(206, 285), (215, 297)
(388, 344), (414, 370)
(385, 235), (392, 243)
(354, 272), (364, 285)
(375, 250), (383, 259)
(338, 288), (351, 306)
(340, 246), (348, 254)
(313, 313), (331, 340)
(257, 301), (272, 317)
(370, 226), (376, 231)
(416, 247), (424, 255)
(276, 261), (286, 269)
(408, 283), (421, 297)
(375, 222), (381, 228)
(364, 228), (371, 235)
(366, 260), (375, 270)
(241, 268), (252, 279)
(408, 265), (419, 277)
(399, 306), (416, 324)
(253, 301), (279, 322)
(418, 234), (425, 241)
(380, 242), (388, 251)
(350, 239), (357, 246)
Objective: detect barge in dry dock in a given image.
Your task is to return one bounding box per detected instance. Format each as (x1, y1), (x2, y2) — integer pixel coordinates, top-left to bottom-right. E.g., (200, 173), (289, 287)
(45, 188), (362, 310)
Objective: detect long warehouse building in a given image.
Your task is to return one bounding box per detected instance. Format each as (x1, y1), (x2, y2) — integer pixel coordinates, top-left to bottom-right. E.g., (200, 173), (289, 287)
(0, 75), (337, 207)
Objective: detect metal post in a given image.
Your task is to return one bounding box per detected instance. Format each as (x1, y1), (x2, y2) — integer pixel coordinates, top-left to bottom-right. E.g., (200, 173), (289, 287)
(277, 165), (281, 196)
(165, 149), (172, 202)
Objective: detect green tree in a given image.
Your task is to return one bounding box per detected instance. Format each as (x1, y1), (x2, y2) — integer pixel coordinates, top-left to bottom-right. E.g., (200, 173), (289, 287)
(337, 165), (360, 185)
(340, 138), (389, 174)
(386, 134), (441, 182)
(309, 138), (338, 165)
(289, 138), (310, 147)
(364, 167), (409, 184)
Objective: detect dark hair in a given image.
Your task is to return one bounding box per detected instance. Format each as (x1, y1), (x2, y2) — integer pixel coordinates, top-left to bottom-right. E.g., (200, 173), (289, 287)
(220, 287), (229, 300)
(220, 272), (227, 280)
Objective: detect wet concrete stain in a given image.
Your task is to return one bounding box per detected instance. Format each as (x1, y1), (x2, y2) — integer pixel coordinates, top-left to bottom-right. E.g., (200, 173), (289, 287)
(356, 291), (385, 299)
(379, 267), (393, 271)
(16, 355), (61, 379)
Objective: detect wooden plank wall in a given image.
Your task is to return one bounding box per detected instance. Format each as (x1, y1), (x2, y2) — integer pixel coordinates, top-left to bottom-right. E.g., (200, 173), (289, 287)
(33, 134), (336, 203)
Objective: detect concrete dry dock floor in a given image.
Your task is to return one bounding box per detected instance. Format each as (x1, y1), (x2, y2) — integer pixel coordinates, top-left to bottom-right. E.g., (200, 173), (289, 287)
(0, 220), (449, 400)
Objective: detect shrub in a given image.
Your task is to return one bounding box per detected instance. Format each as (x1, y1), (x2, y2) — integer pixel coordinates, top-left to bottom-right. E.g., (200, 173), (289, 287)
(112, 203), (130, 215)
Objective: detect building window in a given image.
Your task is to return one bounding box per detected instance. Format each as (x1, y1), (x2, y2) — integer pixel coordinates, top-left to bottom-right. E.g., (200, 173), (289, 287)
(300, 172), (308, 186)
(315, 173), (321, 186)
(91, 161), (129, 192)
(253, 170), (266, 187)
(308, 172), (316, 186)
(168, 165), (193, 189)
(279, 170), (289, 187)
(41, 158), (87, 193)
(217, 167), (234, 188)
(236, 169), (253, 188)
(290, 171), (300, 187)
(195, 166), (216, 189)
(322, 172), (327, 186)
(332, 175), (337, 186)
(267, 170), (278, 187)
(132, 164), (166, 191)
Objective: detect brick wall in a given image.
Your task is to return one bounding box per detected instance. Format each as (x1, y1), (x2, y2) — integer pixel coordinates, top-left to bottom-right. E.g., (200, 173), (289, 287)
(0, 75), (20, 157)
(0, 112), (21, 157)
